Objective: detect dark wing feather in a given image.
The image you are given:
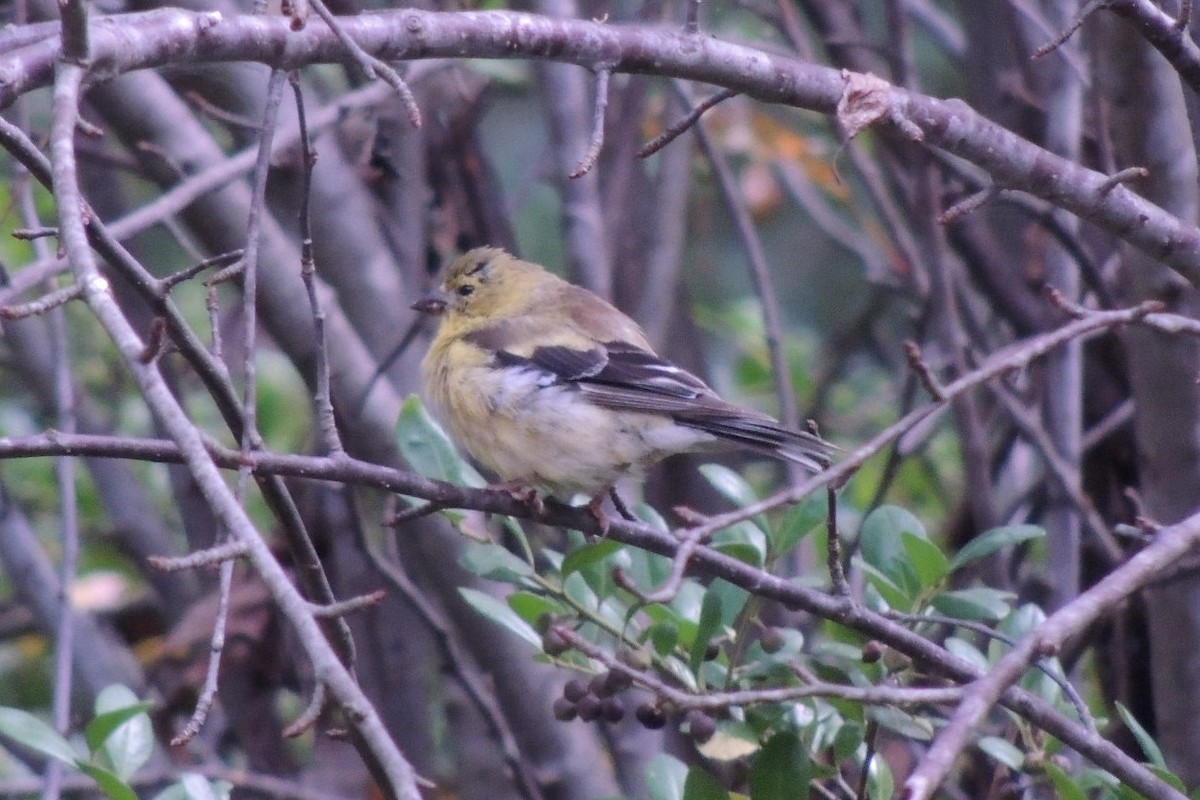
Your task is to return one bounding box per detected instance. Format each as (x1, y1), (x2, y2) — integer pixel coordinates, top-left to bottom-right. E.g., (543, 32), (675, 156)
(488, 337), (832, 471)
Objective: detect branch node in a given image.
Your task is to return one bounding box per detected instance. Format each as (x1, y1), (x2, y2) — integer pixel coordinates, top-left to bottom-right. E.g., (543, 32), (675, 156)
(1097, 166), (1148, 197)
(938, 185), (998, 224)
(903, 340), (946, 400)
(137, 316), (169, 364)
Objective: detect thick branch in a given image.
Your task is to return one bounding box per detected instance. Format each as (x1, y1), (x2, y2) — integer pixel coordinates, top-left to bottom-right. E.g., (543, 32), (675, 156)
(1, 10), (1199, 286)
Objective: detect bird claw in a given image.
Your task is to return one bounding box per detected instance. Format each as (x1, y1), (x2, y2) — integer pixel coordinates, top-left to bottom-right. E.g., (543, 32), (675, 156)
(492, 481), (545, 517)
(587, 494), (611, 536)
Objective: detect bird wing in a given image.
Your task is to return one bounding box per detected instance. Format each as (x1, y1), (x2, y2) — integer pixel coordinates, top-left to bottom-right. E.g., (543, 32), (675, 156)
(476, 329), (832, 470)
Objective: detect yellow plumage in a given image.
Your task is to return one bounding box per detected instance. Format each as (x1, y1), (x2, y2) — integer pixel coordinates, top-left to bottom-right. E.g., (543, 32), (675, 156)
(412, 247), (831, 507)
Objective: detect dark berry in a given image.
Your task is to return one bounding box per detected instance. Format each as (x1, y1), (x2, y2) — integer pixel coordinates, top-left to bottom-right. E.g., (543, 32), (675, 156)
(589, 672), (614, 698)
(636, 703), (667, 730)
(577, 694), (602, 722)
(861, 640), (885, 663)
(552, 697), (577, 721)
(703, 641), (721, 661)
(563, 679), (588, 703)
(760, 627), (785, 654)
(604, 669), (634, 693)
(686, 710), (716, 744)
(542, 628), (571, 656)
(601, 698), (625, 723)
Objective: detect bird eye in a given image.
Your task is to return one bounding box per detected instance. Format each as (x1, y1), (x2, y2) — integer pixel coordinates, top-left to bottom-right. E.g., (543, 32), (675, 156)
(457, 284), (475, 297)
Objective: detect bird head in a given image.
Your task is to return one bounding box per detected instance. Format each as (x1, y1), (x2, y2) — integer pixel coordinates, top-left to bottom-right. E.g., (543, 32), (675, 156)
(411, 247), (551, 322)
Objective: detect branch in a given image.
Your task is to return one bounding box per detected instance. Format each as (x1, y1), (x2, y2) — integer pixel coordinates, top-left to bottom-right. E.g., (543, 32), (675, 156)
(46, 56), (421, 800)
(3, 10), (1200, 287)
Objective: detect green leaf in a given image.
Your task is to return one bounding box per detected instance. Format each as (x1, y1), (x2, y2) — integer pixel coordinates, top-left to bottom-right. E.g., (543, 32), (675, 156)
(690, 588), (724, 674)
(396, 395), (484, 486)
(88, 685), (153, 781)
(866, 754), (894, 800)
(151, 773), (230, 800)
(561, 539), (623, 578)
(458, 542), (533, 583)
(1116, 703), (1166, 769)
(749, 732), (809, 800)
(976, 736), (1024, 770)
(507, 592), (565, 628)
(931, 588), (1014, 621)
(78, 762), (137, 800)
(712, 541), (764, 568)
(645, 753), (689, 800)
(0, 707), (80, 767)
(682, 766), (730, 800)
(1044, 761), (1087, 800)
(1146, 764), (1187, 792)
(951, 525), (1045, 571)
(869, 706), (934, 741)
(769, 494), (825, 558)
(831, 722), (864, 762)
(859, 506), (925, 599)
(996, 603), (1046, 640)
(648, 622), (680, 656)
(857, 562), (910, 611)
(901, 531), (950, 589)
(696, 721), (760, 761)
(699, 464), (762, 511)
(459, 588), (541, 648)
(944, 638), (988, 672)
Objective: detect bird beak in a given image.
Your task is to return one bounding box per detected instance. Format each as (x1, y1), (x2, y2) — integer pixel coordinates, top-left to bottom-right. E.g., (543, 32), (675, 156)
(411, 288), (450, 316)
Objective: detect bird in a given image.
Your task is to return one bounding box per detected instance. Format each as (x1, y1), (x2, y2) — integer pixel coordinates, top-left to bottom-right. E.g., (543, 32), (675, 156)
(411, 247), (832, 525)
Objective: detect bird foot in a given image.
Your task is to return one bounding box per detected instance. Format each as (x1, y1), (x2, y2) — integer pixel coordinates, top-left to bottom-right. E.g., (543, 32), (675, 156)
(587, 494), (611, 537)
(491, 481), (545, 517)
(608, 487), (637, 522)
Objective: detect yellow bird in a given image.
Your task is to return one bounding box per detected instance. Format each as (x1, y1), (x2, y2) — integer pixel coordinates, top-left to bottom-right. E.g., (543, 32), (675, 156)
(412, 247), (831, 520)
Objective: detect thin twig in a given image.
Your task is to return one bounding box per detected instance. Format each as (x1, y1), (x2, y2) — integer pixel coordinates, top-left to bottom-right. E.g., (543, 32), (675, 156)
(147, 540), (251, 571)
(0, 282), (86, 320)
(283, 681), (327, 738)
(555, 626), (964, 709)
(160, 249), (244, 292)
(989, 381), (1123, 565)
(885, 609), (1096, 731)
(826, 486), (848, 595)
(1031, 0), (1107, 59)
(309, 590), (387, 618)
(638, 87), (737, 159)
(11, 226), (57, 241)
(1096, 166), (1148, 197)
(171, 557), (235, 745)
(903, 340), (946, 400)
(307, 0), (422, 127)
(569, 69), (611, 178)
(938, 185), (998, 224)
(290, 71), (345, 456)
(614, 525), (712, 604)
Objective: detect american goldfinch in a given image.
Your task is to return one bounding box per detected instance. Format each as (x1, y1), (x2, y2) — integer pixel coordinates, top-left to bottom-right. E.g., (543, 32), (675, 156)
(412, 247), (831, 518)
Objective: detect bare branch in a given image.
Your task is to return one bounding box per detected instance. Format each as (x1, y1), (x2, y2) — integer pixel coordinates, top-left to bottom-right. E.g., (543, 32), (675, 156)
(0, 282), (86, 320)
(568, 68), (611, 178)
(637, 87), (737, 158)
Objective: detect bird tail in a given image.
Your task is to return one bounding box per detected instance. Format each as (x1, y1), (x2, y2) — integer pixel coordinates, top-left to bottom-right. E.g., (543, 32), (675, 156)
(680, 416), (835, 474)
